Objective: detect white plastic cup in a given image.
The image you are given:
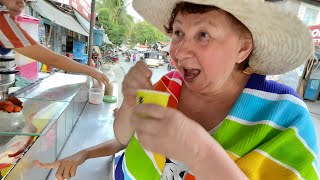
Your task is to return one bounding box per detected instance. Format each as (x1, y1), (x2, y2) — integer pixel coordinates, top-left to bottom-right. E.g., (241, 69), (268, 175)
(89, 88), (104, 104)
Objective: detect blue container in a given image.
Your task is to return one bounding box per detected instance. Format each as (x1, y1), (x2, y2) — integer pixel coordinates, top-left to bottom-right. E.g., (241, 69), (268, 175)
(304, 79), (320, 101)
(73, 41), (84, 59)
(73, 58), (87, 65)
(93, 28), (104, 47)
(83, 54), (89, 62)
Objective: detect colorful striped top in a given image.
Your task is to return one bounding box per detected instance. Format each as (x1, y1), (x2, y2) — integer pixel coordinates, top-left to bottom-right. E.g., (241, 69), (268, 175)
(114, 70), (319, 180)
(0, 5), (36, 49)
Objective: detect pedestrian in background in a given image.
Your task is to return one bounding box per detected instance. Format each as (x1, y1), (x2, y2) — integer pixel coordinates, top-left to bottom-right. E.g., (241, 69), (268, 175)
(132, 53), (137, 64)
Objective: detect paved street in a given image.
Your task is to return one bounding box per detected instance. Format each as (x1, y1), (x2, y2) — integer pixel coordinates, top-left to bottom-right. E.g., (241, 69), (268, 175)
(118, 58), (169, 84)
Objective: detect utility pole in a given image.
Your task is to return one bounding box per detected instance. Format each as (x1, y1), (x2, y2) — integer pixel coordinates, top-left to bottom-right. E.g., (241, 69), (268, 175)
(88, 0), (96, 67)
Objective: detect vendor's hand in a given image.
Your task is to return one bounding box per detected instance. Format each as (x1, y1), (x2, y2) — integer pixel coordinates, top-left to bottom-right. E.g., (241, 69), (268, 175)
(90, 69), (110, 88)
(122, 61), (152, 106)
(35, 150), (88, 180)
(131, 104), (211, 165)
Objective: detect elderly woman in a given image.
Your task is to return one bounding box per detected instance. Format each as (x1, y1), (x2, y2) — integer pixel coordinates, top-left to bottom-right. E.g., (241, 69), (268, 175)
(37, 0), (318, 179)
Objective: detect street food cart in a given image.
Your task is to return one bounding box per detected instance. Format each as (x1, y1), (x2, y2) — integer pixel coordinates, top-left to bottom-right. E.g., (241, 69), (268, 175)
(0, 73), (89, 179)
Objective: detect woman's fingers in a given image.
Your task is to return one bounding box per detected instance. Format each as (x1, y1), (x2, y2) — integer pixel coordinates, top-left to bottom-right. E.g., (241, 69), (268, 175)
(98, 74), (110, 88)
(55, 163), (66, 180)
(122, 65), (153, 98)
(62, 164), (72, 180)
(70, 164), (79, 177)
(91, 70), (110, 88)
(34, 160), (60, 169)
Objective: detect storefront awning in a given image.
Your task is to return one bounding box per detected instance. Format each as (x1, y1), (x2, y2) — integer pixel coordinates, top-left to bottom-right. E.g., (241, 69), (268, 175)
(74, 11), (90, 33)
(30, 0), (88, 36)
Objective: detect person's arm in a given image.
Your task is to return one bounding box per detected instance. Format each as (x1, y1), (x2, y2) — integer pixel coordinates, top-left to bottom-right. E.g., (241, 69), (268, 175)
(83, 138), (125, 159)
(14, 43), (109, 87)
(36, 139), (125, 180)
(113, 101), (136, 146)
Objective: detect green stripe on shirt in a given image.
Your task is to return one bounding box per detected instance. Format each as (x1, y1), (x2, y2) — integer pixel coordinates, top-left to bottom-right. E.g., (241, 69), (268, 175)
(125, 136), (161, 179)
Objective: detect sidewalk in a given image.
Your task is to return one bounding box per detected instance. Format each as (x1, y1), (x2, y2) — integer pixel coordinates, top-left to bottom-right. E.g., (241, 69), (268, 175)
(305, 100), (320, 117)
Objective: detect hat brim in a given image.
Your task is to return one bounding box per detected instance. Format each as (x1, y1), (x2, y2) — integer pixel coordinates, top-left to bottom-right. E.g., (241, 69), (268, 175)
(133, 0), (314, 75)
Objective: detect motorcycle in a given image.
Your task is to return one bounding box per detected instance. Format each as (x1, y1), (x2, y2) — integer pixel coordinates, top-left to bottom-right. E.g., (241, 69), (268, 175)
(111, 54), (119, 64)
(125, 54), (130, 62)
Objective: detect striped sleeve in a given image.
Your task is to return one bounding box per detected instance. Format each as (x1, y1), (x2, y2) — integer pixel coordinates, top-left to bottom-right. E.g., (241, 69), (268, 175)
(214, 89), (319, 180)
(0, 12), (36, 49)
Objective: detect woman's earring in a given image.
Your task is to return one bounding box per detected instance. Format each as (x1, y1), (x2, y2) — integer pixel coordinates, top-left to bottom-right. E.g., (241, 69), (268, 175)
(243, 67), (255, 75)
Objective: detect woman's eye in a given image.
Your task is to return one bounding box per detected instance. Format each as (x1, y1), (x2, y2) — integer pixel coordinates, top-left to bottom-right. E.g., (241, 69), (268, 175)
(199, 32), (210, 39)
(173, 30), (184, 37)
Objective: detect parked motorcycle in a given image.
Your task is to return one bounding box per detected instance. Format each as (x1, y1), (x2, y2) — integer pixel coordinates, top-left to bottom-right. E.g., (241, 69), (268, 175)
(125, 54), (130, 62)
(111, 54), (119, 64)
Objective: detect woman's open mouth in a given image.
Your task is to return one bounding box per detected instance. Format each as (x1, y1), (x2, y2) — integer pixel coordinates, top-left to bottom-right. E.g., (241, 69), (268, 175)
(183, 68), (200, 83)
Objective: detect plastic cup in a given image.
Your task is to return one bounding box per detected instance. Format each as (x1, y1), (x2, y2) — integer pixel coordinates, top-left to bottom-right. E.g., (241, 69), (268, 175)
(136, 89), (170, 107)
(89, 88), (104, 104)
(134, 89), (170, 166)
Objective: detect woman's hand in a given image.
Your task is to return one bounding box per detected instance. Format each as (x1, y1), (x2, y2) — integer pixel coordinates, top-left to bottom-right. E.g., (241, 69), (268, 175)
(122, 61), (153, 106)
(89, 69), (110, 88)
(132, 104), (248, 179)
(113, 61), (153, 146)
(131, 104), (210, 165)
(35, 150), (89, 180)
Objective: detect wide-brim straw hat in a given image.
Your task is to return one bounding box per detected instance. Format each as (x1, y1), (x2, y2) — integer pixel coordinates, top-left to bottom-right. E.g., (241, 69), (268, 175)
(132, 0), (314, 75)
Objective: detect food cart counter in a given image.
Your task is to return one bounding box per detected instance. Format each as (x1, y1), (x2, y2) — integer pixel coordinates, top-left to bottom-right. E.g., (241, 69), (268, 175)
(0, 73), (90, 179)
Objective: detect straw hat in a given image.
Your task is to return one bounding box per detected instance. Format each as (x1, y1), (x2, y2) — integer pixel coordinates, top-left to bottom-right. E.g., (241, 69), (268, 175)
(132, 0), (314, 75)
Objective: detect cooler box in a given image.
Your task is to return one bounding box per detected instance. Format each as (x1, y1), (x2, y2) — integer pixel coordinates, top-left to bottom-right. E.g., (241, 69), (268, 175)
(93, 28), (104, 46)
(16, 15), (40, 42)
(304, 79), (320, 101)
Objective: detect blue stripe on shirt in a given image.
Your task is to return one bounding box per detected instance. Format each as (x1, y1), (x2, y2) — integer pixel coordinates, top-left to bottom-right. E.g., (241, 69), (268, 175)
(229, 92), (318, 155)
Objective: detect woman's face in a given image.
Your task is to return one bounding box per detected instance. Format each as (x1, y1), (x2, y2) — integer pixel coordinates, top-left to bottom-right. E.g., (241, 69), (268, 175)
(170, 10), (252, 94)
(1, 0), (25, 18)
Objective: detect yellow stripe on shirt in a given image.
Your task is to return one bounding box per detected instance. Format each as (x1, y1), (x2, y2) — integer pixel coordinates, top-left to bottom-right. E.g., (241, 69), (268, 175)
(236, 150), (300, 180)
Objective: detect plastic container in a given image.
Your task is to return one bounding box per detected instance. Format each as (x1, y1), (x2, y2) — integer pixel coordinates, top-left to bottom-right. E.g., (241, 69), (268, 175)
(89, 88), (104, 104)
(103, 95), (117, 103)
(73, 41), (84, 59)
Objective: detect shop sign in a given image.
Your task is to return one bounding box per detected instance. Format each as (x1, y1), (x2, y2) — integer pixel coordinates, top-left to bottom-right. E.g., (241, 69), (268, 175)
(310, 25), (320, 46)
(69, 0), (91, 21)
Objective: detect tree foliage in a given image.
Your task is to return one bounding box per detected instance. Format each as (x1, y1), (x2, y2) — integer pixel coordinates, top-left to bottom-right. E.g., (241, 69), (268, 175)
(96, 0), (133, 45)
(96, 0), (169, 45)
(130, 21), (170, 45)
